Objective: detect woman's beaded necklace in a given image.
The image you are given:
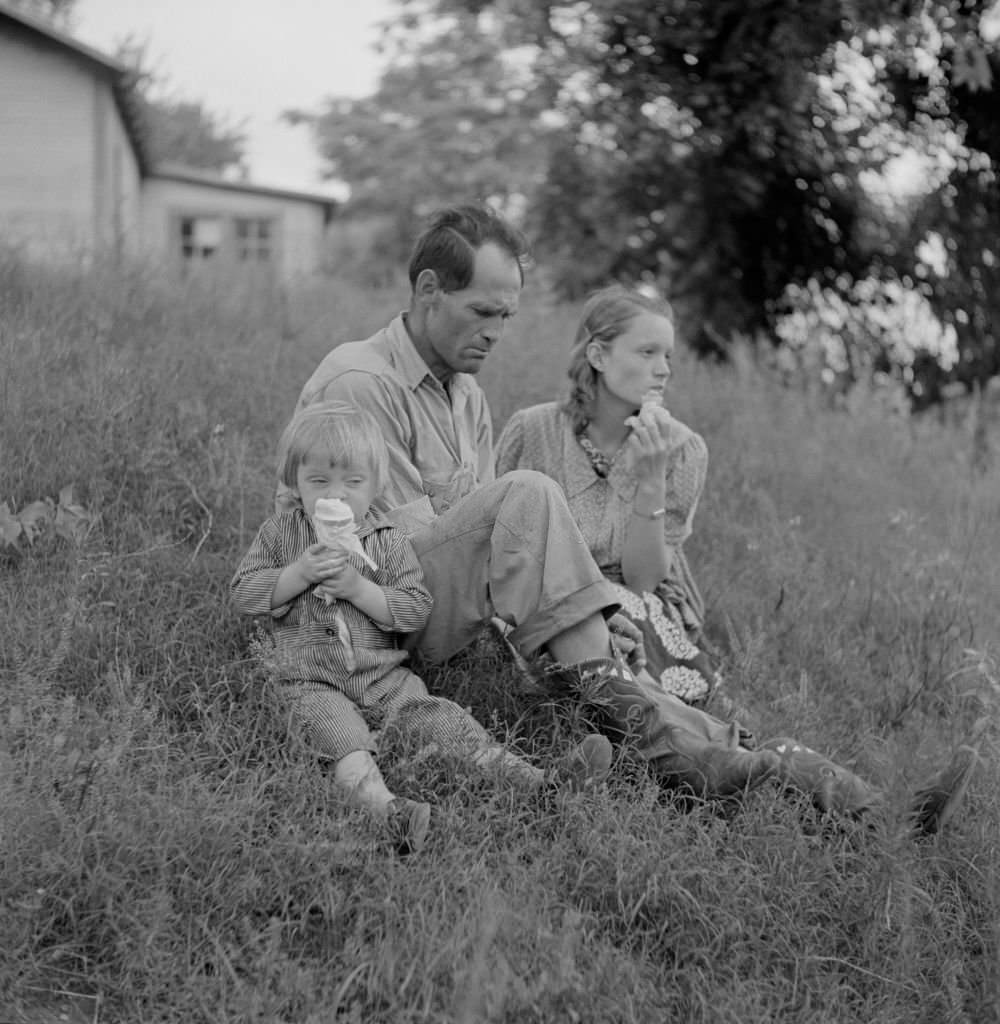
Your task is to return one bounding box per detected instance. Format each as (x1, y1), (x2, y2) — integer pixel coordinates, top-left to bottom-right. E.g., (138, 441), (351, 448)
(577, 428), (626, 479)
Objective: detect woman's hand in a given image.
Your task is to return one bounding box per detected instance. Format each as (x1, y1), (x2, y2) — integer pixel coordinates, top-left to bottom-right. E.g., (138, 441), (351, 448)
(620, 406), (677, 593)
(623, 404), (678, 484)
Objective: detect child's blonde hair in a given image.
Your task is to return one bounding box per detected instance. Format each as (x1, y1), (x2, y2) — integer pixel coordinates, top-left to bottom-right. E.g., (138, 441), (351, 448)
(277, 401), (388, 495)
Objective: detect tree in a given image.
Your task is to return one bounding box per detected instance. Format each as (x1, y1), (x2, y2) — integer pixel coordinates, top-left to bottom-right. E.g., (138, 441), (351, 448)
(300, 0), (1000, 399)
(876, 1), (1000, 400)
(117, 39), (247, 176)
(6, 0), (75, 26)
(138, 97), (248, 175)
(285, 0), (561, 257)
(467, 1), (910, 351)
(301, 1), (903, 341)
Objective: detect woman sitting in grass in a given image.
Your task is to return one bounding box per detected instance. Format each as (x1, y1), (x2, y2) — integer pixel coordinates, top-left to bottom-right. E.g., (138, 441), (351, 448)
(495, 285), (977, 831)
(499, 286), (714, 708)
(232, 402), (612, 855)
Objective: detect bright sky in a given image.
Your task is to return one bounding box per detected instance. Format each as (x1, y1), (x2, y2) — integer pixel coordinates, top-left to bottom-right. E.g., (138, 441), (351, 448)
(73, 0), (395, 195)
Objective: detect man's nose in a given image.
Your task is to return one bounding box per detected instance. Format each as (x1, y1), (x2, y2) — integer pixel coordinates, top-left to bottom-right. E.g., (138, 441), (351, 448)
(481, 316), (507, 346)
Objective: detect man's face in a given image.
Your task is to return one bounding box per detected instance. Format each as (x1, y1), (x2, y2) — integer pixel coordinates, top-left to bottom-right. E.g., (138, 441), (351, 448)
(419, 242), (522, 380)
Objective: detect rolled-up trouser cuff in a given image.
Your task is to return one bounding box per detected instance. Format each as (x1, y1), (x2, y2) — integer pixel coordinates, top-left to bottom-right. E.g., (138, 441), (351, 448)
(508, 577), (619, 658)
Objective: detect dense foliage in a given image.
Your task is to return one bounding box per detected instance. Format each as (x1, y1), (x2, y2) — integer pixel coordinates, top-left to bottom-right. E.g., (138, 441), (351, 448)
(5, 0), (74, 25)
(297, 0), (1000, 405)
(116, 38), (249, 176)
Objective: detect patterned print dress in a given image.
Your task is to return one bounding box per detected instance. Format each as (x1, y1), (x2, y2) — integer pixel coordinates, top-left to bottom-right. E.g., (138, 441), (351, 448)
(495, 402), (716, 704)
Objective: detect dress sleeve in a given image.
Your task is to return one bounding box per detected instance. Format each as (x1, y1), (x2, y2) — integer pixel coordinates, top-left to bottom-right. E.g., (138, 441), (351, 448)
(661, 432), (709, 548)
(494, 409), (527, 477)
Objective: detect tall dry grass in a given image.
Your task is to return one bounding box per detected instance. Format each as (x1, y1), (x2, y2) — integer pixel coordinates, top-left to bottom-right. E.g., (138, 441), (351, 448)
(2, 254), (999, 1023)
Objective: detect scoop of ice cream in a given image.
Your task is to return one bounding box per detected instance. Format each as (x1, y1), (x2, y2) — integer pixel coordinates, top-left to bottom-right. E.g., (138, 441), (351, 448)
(313, 498), (354, 530)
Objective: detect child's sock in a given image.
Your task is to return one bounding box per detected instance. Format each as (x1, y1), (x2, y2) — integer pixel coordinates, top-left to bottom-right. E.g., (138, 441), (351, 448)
(334, 749), (431, 854)
(334, 749), (396, 815)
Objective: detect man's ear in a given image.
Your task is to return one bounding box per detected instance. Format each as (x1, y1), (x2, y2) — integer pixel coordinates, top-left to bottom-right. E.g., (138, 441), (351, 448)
(414, 268), (442, 303)
(586, 341), (605, 371)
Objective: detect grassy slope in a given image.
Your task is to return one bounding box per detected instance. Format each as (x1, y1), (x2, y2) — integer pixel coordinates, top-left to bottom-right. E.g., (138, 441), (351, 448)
(2, 259), (999, 1023)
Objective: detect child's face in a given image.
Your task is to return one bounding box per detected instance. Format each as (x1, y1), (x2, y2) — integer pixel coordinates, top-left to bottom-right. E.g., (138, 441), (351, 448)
(295, 446), (378, 525)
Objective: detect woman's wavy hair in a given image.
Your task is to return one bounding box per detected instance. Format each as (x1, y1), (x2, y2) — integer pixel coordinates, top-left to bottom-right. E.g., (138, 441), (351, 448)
(561, 285), (674, 432)
(277, 401), (388, 496)
(408, 202), (531, 293)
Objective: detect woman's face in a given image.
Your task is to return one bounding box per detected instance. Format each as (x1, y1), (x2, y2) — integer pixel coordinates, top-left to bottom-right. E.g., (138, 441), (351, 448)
(590, 312), (675, 410)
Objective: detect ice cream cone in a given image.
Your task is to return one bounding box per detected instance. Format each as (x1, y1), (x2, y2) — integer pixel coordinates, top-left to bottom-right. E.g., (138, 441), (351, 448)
(311, 498), (377, 570)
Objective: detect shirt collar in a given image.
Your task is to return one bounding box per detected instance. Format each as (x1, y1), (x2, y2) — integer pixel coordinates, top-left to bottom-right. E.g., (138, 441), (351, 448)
(562, 418), (600, 499)
(387, 313), (477, 401)
(561, 415), (638, 503)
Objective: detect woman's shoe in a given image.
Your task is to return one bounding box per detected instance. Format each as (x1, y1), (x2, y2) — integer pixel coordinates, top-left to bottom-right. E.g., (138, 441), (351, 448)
(907, 745), (979, 835)
(761, 737), (880, 815)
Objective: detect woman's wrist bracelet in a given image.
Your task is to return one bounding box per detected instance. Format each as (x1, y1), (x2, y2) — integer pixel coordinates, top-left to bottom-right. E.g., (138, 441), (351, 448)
(632, 507), (666, 520)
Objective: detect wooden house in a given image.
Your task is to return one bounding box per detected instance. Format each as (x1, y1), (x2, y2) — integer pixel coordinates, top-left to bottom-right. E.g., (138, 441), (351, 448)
(0, 2), (145, 262)
(0, 2), (337, 285)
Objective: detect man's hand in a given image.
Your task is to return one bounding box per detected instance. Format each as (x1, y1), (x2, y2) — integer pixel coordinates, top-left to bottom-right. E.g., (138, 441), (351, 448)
(608, 612), (646, 673)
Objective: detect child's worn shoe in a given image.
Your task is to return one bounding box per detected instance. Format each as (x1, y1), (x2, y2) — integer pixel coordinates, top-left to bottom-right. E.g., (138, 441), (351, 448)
(907, 744), (979, 836)
(555, 733), (614, 792)
(385, 798), (431, 855)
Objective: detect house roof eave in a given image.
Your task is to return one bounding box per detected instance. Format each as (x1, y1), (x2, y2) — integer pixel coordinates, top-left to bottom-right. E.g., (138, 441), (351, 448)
(150, 164), (340, 214)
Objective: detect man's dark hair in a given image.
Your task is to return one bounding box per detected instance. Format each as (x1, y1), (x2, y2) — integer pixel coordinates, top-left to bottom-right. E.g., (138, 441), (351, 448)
(408, 202), (531, 292)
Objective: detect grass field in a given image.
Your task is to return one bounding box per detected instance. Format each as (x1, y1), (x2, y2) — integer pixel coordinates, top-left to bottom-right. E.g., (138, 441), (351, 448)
(2, 256), (999, 1023)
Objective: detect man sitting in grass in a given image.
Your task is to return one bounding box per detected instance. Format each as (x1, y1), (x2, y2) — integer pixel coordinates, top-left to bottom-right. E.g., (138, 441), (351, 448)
(278, 201), (976, 833)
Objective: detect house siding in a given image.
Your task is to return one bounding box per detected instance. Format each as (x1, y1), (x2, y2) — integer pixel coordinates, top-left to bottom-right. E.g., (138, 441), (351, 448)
(142, 177), (329, 285)
(0, 23), (140, 260)
(92, 79), (142, 260)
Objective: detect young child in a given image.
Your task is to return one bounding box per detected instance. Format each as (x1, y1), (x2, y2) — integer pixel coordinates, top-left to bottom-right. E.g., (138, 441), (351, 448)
(232, 401), (611, 853)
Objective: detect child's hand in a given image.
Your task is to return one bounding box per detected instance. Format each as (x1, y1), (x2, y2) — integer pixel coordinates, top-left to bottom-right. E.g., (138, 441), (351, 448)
(312, 548), (364, 604)
(294, 543), (344, 585)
